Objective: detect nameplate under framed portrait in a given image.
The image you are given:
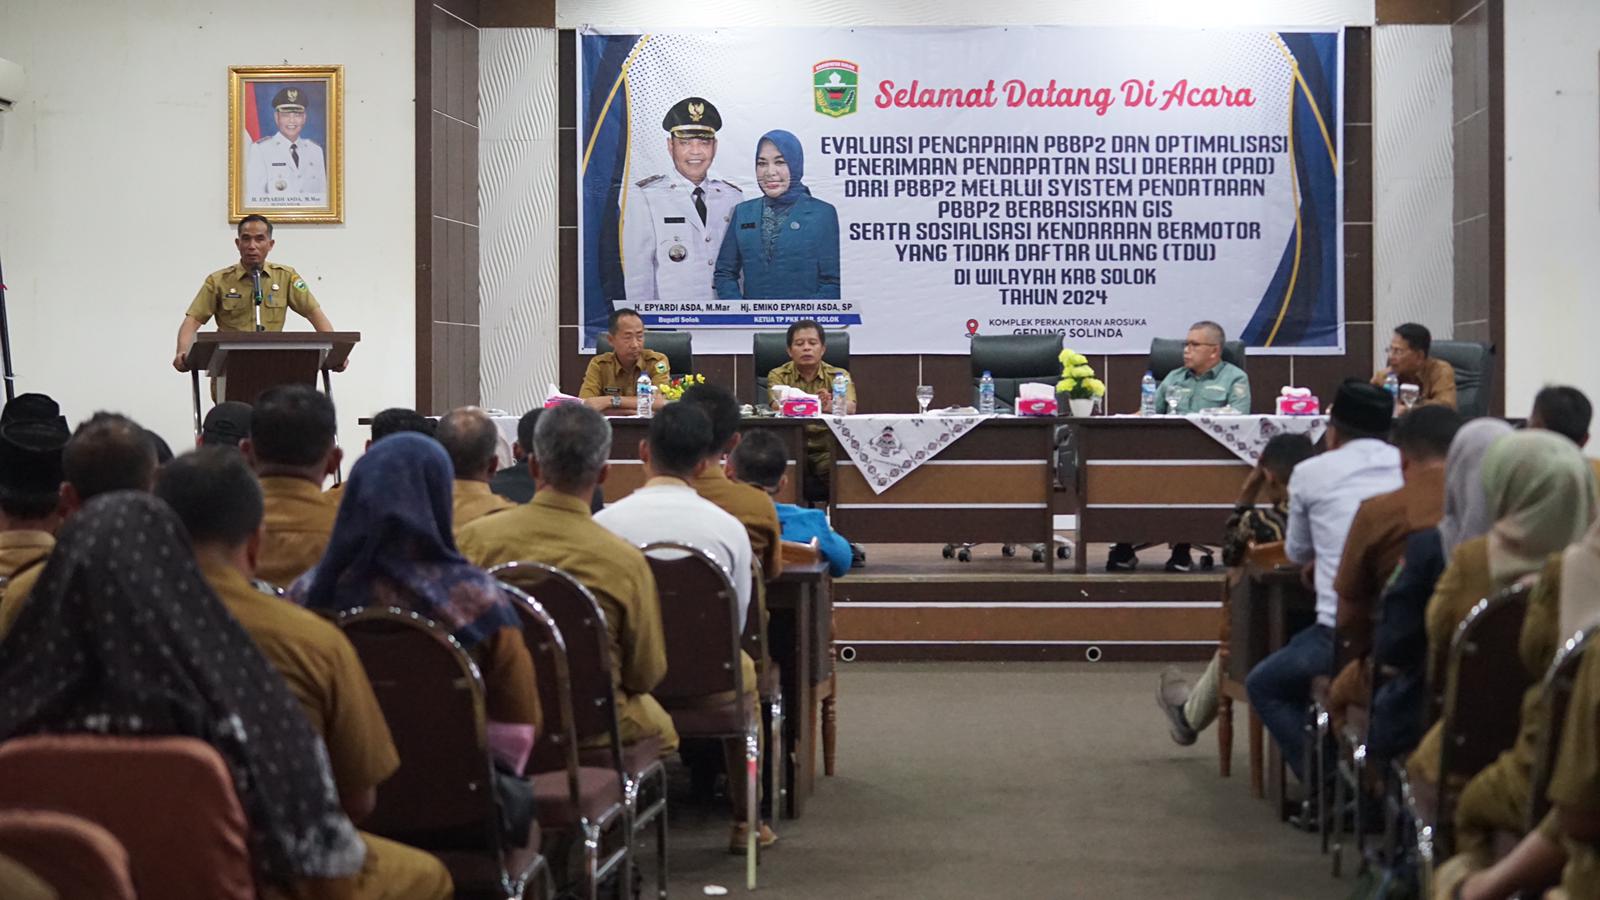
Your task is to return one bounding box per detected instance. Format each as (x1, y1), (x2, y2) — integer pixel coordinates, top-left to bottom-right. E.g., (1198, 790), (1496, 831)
(227, 65), (344, 224)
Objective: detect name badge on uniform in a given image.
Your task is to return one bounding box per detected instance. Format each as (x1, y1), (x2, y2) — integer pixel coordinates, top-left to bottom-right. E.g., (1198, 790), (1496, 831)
(741, 222), (757, 230)
(603, 387), (621, 396)
(664, 216), (685, 224)
(224, 291), (241, 298)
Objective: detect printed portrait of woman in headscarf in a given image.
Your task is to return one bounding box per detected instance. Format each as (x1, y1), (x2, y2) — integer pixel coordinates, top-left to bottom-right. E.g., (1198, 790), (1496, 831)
(713, 129), (841, 300)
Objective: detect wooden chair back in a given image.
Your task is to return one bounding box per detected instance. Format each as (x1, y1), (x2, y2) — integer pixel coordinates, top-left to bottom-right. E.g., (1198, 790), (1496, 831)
(0, 809), (135, 900)
(0, 735), (253, 899)
(490, 565), (624, 769)
(642, 541), (745, 701)
(1433, 583), (1534, 855)
(338, 607), (499, 852)
(1527, 628), (1595, 830)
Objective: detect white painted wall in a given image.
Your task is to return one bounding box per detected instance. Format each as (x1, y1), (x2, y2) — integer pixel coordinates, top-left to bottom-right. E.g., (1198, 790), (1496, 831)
(1372, 26), (1454, 371)
(0, 0), (414, 458)
(1503, 1), (1600, 418)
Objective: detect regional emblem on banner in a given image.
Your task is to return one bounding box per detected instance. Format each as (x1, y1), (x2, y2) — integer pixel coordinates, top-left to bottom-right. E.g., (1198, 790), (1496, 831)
(813, 60), (859, 118)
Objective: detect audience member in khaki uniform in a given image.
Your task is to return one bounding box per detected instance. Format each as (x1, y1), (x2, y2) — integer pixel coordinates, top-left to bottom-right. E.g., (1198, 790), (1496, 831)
(679, 383), (783, 582)
(156, 448), (452, 900)
(327, 407), (437, 504)
(1546, 633), (1600, 900)
(1528, 384), (1600, 485)
(290, 433), (541, 732)
(1326, 406), (1461, 725)
(1409, 431), (1597, 787)
(765, 319), (855, 484)
(458, 404), (675, 751)
(0, 421), (70, 579)
(579, 308), (672, 413)
(1370, 322), (1457, 410)
(436, 407), (515, 537)
(244, 385), (342, 588)
(0, 414), (157, 637)
(0, 493), (369, 897)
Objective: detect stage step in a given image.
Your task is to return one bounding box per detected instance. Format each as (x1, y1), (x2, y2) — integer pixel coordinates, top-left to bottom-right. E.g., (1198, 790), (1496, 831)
(832, 568), (1222, 663)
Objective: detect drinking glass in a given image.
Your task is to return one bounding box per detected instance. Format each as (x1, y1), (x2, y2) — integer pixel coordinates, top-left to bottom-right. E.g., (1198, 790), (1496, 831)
(1399, 383), (1421, 410)
(1167, 386), (1191, 416)
(915, 385), (934, 414)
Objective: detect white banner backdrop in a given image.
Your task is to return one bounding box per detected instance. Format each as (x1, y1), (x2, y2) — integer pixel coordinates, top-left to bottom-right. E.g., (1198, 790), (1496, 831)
(578, 27), (1344, 356)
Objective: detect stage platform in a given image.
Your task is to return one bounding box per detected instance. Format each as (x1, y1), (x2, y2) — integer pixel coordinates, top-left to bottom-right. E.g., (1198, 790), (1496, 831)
(833, 540), (1222, 663)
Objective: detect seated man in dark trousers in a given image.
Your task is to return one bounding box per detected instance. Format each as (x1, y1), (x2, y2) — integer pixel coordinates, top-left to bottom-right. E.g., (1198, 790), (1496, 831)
(765, 319), (854, 503)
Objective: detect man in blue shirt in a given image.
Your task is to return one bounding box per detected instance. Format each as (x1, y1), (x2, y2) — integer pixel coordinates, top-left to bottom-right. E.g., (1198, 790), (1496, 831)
(727, 429), (852, 577)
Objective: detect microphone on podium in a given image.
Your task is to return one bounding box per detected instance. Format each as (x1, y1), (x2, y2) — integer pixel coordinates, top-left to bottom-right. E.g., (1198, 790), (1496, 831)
(249, 266), (264, 332)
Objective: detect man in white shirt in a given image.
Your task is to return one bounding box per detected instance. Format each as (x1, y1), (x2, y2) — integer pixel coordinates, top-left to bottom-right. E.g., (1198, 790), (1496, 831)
(1245, 379), (1403, 783)
(246, 87), (329, 206)
(595, 401), (772, 850)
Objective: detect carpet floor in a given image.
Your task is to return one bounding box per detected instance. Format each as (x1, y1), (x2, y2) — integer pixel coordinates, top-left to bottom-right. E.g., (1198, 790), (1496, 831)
(652, 661), (1352, 899)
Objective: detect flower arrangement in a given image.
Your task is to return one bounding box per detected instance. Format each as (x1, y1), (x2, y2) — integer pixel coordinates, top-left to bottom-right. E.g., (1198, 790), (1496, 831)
(1056, 349), (1106, 400)
(658, 373), (705, 402)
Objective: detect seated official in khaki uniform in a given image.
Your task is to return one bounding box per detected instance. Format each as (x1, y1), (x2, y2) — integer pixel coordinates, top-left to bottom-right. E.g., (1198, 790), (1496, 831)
(156, 449), (452, 900)
(435, 407), (515, 538)
(680, 384), (783, 581)
(0, 420), (69, 579)
(0, 414), (157, 637)
(580, 307), (672, 413)
(457, 404), (678, 753)
(172, 214), (346, 375)
(1370, 322), (1456, 410)
(243, 385), (342, 588)
(766, 318), (855, 480)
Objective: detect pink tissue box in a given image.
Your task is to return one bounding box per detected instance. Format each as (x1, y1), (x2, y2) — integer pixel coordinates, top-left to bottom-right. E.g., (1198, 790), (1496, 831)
(1016, 397), (1058, 416)
(544, 396), (582, 408)
(1276, 395), (1321, 415)
(781, 397), (820, 417)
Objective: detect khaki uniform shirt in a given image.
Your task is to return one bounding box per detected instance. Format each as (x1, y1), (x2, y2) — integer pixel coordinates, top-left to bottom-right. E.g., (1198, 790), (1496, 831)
(452, 480), (514, 538)
(1408, 537), (1495, 784)
(0, 531), (53, 580)
(457, 491), (668, 702)
(0, 557), (45, 639)
(185, 262), (321, 332)
(1371, 356), (1458, 410)
(1550, 615), (1600, 897)
(200, 558), (399, 795)
(579, 350), (672, 399)
(767, 360), (854, 472)
(1334, 465), (1447, 657)
(258, 476), (338, 588)
(692, 466), (782, 582)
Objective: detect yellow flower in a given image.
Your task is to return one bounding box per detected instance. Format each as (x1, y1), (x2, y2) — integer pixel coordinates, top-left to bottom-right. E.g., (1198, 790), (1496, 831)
(1057, 377), (1076, 393)
(1058, 349), (1075, 366)
(1084, 377), (1106, 397)
(1071, 352), (1089, 366)
(1070, 365), (1094, 379)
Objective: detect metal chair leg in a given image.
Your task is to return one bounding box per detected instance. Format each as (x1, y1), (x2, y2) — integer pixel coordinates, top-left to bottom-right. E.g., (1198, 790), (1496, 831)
(745, 728), (759, 891)
(1331, 758), (1345, 876)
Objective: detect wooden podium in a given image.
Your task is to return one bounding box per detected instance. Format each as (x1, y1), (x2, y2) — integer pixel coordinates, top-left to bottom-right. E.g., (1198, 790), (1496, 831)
(186, 331), (360, 434)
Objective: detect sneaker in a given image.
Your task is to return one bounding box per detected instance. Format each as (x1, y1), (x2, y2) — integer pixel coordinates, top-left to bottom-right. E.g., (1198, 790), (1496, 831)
(729, 821), (779, 854)
(1164, 546), (1195, 573)
(1106, 543), (1139, 572)
(1156, 667), (1198, 746)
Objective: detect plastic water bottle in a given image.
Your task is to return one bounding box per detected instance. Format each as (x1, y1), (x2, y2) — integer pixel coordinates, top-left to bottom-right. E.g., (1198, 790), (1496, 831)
(636, 374), (653, 418)
(1140, 371), (1158, 416)
(832, 372), (849, 415)
(1383, 371), (1399, 400)
(978, 370), (996, 415)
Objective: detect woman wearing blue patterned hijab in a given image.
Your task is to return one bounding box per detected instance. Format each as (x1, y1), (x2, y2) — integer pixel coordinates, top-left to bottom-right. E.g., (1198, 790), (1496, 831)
(714, 129), (841, 300)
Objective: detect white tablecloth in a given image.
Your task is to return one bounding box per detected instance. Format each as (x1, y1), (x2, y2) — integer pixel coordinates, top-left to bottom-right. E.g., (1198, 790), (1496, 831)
(822, 413), (996, 494)
(1187, 414), (1329, 463)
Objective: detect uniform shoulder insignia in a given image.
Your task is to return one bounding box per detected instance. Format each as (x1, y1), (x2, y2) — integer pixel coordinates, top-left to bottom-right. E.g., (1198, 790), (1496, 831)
(254, 134), (275, 145)
(635, 174), (665, 189)
(713, 178), (742, 192)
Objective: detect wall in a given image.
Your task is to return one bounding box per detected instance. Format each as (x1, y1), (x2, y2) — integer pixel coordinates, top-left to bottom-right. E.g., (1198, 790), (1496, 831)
(480, 29), (561, 415)
(0, 0), (414, 455)
(546, 1), (1381, 415)
(1372, 26), (1455, 370)
(1450, 0), (1503, 412)
(1502, 0), (1600, 417)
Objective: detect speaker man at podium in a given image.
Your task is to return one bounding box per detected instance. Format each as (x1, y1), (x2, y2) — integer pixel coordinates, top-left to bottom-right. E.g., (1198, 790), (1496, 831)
(172, 214), (345, 373)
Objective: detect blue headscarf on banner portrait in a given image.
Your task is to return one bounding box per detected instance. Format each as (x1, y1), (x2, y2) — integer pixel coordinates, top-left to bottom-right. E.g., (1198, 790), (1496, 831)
(1240, 31), (1342, 350)
(580, 32), (642, 347)
(755, 129), (811, 208)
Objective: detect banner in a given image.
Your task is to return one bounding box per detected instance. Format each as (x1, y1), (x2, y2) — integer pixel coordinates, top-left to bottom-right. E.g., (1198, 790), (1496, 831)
(578, 26), (1343, 356)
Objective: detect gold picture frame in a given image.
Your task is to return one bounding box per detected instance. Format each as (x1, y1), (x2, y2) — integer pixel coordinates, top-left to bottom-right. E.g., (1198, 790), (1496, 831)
(228, 65), (344, 224)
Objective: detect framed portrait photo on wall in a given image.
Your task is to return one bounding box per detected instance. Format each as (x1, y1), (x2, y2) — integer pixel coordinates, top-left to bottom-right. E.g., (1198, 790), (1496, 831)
(228, 65), (343, 223)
